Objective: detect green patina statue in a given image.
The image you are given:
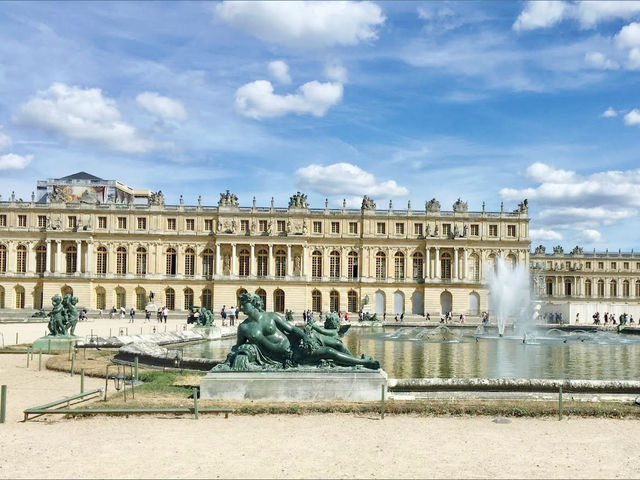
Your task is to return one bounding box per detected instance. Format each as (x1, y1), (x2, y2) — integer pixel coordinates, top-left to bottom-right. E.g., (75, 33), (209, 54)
(188, 306), (215, 327)
(47, 294), (80, 336)
(215, 293), (379, 371)
(362, 312), (378, 322)
(285, 309), (294, 322)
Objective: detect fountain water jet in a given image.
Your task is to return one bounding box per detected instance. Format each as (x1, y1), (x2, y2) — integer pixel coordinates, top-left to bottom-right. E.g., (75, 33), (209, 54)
(486, 257), (533, 337)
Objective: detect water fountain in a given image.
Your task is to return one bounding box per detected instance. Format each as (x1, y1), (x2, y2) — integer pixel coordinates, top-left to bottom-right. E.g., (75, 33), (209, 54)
(486, 257), (533, 337)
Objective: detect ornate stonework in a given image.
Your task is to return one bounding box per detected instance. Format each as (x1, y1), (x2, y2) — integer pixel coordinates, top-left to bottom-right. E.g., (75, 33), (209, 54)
(288, 192), (308, 210)
(218, 190), (238, 208)
(426, 198), (440, 213)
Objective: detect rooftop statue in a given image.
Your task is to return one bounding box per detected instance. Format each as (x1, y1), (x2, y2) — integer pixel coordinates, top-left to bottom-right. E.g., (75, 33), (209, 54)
(218, 190), (238, 207)
(49, 187), (68, 204)
(426, 198), (440, 213)
(516, 198), (528, 214)
(361, 195), (376, 211)
(571, 245), (584, 255)
(452, 198), (468, 213)
(149, 190), (165, 206)
(288, 191), (309, 209)
(215, 293), (380, 371)
(553, 245), (564, 255)
(534, 245), (546, 255)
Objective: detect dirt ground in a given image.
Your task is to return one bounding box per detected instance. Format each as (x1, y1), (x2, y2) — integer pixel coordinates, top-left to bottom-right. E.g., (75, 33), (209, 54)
(1, 354), (639, 479)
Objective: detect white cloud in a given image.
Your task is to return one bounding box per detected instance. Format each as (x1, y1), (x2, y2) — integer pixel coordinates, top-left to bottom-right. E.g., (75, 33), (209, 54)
(215, 1), (385, 48)
(136, 92), (187, 121)
(601, 107), (618, 117)
(0, 130), (11, 150)
(295, 162), (408, 198)
(16, 83), (153, 153)
(325, 62), (348, 83)
(615, 22), (640, 49)
(580, 229), (603, 243)
(526, 162), (576, 183)
(0, 153), (32, 170)
(530, 228), (563, 241)
(624, 108), (640, 125)
(585, 52), (619, 70)
(513, 1), (567, 32)
(628, 48), (640, 69)
(267, 60), (292, 85)
(235, 80), (343, 119)
(576, 2), (640, 28)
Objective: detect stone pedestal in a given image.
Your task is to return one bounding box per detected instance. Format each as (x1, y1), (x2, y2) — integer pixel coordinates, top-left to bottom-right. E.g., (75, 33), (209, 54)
(200, 369), (387, 401)
(32, 335), (82, 352)
(145, 302), (158, 313)
(362, 304), (372, 315)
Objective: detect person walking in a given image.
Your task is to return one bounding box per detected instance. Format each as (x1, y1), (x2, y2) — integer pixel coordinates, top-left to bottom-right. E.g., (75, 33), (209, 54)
(129, 307), (135, 323)
(145, 309), (151, 322)
(162, 306), (169, 323)
(229, 305), (236, 326)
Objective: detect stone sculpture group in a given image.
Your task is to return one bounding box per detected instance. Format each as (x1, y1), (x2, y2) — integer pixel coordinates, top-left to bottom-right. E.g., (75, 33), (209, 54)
(47, 294), (80, 336)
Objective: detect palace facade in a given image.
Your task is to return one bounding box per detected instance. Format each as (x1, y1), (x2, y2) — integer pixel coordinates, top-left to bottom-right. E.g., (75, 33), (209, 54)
(0, 172), (531, 317)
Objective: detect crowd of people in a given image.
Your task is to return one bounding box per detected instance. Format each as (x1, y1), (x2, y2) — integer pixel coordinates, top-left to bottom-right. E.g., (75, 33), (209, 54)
(590, 312), (634, 325)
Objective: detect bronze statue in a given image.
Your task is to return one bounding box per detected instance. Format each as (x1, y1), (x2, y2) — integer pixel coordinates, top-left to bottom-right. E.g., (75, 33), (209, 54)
(47, 295), (65, 335)
(215, 293), (379, 371)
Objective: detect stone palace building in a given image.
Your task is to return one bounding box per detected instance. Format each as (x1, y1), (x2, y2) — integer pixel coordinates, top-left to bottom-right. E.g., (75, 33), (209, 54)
(0, 172), (532, 317)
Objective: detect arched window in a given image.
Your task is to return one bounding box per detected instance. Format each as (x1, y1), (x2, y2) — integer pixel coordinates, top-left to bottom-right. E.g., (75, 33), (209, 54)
(468, 254), (480, 281)
(184, 248), (195, 277)
(184, 288), (194, 310)
(275, 249), (286, 277)
(95, 287), (106, 310)
(546, 278), (553, 296)
(412, 252), (423, 279)
(623, 280), (630, 297)
(202, 249), (214, 278)
(236, 288), (248, 309)
(15, 286), (25, 309)
(636, 280), (640, 297)
(488, 254), (497, 274)
(375, 251), (386, 279)
(329, 250), (340, 279)
(166, 248), (177, 276)
(257, 249), (268, 277)
(15, 244), (27, 274)
(610, 280), (617, 297)
(347, 290), (358, 313)
(0, 245), (6, 273)
(312, 250), (322, 279)
(507, 254), (517, 269)
(565, 279), (572, 296)
(33, 285), (43, 309)
(136, 247), (147, 275)
(469, 292), (480, 315)
(330, 290), (339, 312)
(36, 244), (47, 274)
(256, 288), (267, 310)
(597, 279), (605, 297)
(0, 286), (4, 309)
(585, 280), (592, 297)
(202, 288), (212, 309)
(441, 252), (451, 280)
(96, 246), (107, 275)
(312, 290), (321, 313)
(347, 251), (359, 279)
(274, 289), (285, 312)
(115, 287), (126, 309)
(135, 287), (146, 310)
(116, 247), (127, 276)
(394, 251), (405, 280)
(239, 249), (250, 277)
(165, 288), (175, 310)
(65, 244), (76, 274)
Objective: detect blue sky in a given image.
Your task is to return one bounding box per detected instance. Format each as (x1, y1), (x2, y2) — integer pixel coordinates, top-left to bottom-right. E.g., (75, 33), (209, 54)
(1, 1), (640, 251)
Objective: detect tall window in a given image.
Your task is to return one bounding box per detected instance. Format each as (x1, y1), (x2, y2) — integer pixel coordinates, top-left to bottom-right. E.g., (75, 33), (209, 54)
(136, 247), (147, 275)
(312, 290), (321, 312)
(117, 217), (127, 229)
(116, 288), (125, 309)
(257, 249), (268, 277)
(167, 218), (176, 230)
(636, 280), (640, 297)
(96, 288), (106, 310)
(377, 223), (386, 234)
(96, 247), (107, 275)
(136, 289), (146, 310)
(185, 219), (195, 231)
(137, 217), (147, 230)
(165, 288), (175, 310)
(394, 252), (405, 280)
(546, 280), (553, 296)
(412, 252), (423, 279)
(15, 287), (25, 309)
(331, 222), (339, 234)
(116, 247), (127, 276)
(312, 250), (322, 279)
(239, 249), (250, 277)
(0, 245), (5, 273)
(375, 251), (386, 279)
(347, 291), (358, 312)
(203, 249), (214, 277)
(585, 280), (592, 297)
(0, 215), (6, 227)
(184, 288), (194, 310)
(98, 216), (107, 229)
(202, 289), (212, 309)
(597, 279), (605, 297)
(36, 245), (47, 274)
(395, 223), (405, 235)
(275, 249), (286, 277)
(347, 251), (358, 279)
(313, 221), (322, 233)
(274, 289), (285, 313)
(16, 245), (26, 273)
(184, 248), (195, 277)
(18, 215), (27, 227)
(65, 245), (77, 274)
(489, 225), (498, 237)
(329, 251), (340, 279)
(256, 289), (267, 310)
(610, 280), (617, 297)
(441, 252), (452, 280)
(330, 290), (339, 312)
(468, 254), (479, 281)
(166, 248), (177, 276)
(565, 280), (572, 296)
(0, 287), (4, 308)
(623, 280), (630, 297)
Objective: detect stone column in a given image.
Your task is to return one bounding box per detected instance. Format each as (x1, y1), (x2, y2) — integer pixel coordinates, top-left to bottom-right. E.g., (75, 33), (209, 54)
(302, 245), (308, 277)
(425, 247), (430, 279)
(454, 248), (459, 280)
(287, 244), (292, 277)
(269, 244), (275, 277)
(435, 247), (440, 279)
(463, 248), (468, 280)
(215, 243), (221, 275)
(56, 241), (62, 274)
(250, 243), (255, 276)
(75, 240), (81, 273)
(86, 240), (92, 275)
(46, 240), (52, 274)
(231, 243), (236, 276)
(26, 242), (35, 274)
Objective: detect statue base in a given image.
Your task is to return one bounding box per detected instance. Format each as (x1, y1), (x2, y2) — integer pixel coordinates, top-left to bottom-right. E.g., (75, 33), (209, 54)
(144, 302), (158, 313)
(361, 304), (372, 314)
(32, 335), (82, 352)
(200, 369), (387, 401)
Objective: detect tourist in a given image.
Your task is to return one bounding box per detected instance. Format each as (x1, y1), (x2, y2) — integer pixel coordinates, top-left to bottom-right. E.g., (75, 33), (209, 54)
(459, 313), (465, 324)
(157, 307), (162, 323)
(344, 312), (349, 322)
(229, 305), (236, 326)
(302, 310), (307, 323)
(611, 313), (616, 325)
(220, 305), (227, 323)
(110, 306), (116, 319)
(129, 307), (135, 323)
(394, 314), (398, 322)
(575, 313), (579, 324)
(604, 313), (608, 324)
(120, 306), (126, 319)
(400, 313), (404, 322)
(630, 315), (635, 324)
(426, 313), (430, 322)
(145, 309), (151, 322)
(162, 306), (169, 323)
(98, 308), (103, 318)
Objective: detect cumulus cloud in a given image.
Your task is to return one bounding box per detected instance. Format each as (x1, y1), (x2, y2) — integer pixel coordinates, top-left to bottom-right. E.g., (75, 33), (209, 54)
(215, 1), (385, 48)
(525, 162), (576, 183)
(136, 92), (187, 121)
(235, 80), (343, 119)
(580, 229), (603, 243)
(16, 83), (153, 153)
(530, 228), (563, 241)
(585, 52), (619, 70)
(295, 162), (408, 198)
(513, 1), (567, 32)
(268, 60), (292, 85)
(0, 130), (11, 150)
(325, 62), (348, 83)
(576, 2), (640, 28)
(601, 107), (618, 117)
(615, 22), (640, 49)
(0, 153), (32, 170)
(628, 48), (640, 69)
(624, 108), (640, 125)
